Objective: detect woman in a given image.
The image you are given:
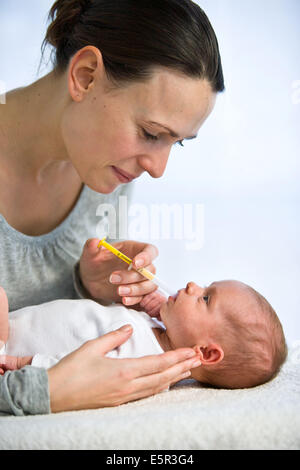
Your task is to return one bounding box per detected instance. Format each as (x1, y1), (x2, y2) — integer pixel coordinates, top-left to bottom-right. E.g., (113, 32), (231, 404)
(0, 0), (224, 415)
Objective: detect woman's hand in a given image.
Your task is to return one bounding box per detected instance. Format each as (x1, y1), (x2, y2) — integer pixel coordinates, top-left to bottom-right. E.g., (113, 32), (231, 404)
(79, 239), (159, 306)
(0, 355), (33, 374)
(48, 325), (201, 412)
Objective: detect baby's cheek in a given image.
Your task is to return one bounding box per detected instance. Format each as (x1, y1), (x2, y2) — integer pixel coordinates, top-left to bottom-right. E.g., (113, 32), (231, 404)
(178, 326), (200, 348)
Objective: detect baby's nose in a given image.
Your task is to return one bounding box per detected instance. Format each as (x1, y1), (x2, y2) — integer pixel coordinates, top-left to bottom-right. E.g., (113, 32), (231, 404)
(186, 281), (199, 294)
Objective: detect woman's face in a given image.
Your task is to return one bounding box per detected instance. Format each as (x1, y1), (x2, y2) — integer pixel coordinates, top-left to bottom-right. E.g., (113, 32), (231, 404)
(61, 63), (216, 194)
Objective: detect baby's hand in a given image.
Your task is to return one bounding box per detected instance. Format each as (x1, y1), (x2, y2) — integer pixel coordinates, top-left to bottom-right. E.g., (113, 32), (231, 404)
(0, 355), (33, 374)
(139, 291), (167, 320)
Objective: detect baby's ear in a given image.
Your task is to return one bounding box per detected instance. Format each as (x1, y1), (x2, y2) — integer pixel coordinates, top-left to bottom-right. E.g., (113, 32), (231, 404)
(195, 344), (224, 365)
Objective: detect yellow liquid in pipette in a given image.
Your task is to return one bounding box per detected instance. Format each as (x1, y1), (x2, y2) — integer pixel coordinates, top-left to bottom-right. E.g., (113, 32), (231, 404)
(98, 237), (155, 281)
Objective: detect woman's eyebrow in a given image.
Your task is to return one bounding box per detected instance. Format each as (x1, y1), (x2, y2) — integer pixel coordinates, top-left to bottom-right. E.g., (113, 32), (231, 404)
(147, 121), (198, 140)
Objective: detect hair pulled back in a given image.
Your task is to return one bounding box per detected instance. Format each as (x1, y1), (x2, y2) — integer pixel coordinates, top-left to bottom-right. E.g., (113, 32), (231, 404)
(42, 0), (225, 92)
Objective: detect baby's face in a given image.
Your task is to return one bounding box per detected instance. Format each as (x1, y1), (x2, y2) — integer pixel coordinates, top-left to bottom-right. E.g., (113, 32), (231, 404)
(159, 280), (248, 350)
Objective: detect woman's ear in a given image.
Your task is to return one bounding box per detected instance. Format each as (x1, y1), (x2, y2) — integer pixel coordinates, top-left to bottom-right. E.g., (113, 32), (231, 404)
(194, 343), (224, 365)
(68, 46), (104, 102)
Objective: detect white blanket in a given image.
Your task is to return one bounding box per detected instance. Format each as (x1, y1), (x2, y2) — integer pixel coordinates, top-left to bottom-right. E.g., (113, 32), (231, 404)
(0, 354), (299, 450)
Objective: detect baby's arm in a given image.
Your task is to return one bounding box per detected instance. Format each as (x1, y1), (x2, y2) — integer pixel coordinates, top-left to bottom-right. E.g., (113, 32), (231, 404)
(139, 291), (168, 320)
(0, 352), (67, 374)
(0, 355), (33, 375)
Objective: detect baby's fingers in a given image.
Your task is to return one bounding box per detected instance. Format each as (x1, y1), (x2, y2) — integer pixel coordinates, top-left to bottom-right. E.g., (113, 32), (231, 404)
(0, 355), (18, 370)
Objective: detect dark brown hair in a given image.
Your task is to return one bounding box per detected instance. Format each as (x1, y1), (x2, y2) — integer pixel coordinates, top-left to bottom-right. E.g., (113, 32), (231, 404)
(41, 0), (225, 92)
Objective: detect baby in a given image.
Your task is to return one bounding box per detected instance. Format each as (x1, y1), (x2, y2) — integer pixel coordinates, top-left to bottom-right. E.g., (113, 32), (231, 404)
(0, 280), (287, 389)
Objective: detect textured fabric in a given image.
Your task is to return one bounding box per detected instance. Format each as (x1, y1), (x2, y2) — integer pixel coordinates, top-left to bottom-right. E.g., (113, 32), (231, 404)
(0, 356), (299, 449)
(0, 366), (50, 416)
(0, 182), (133, 415)
(2, 299), (164, 368)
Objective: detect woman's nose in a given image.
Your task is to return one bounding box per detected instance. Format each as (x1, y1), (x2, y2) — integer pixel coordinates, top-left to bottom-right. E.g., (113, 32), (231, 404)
(138, 147), (171, 179)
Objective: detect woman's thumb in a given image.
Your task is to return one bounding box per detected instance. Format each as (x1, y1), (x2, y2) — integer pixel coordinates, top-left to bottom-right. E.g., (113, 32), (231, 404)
(96, 325), (133, 355)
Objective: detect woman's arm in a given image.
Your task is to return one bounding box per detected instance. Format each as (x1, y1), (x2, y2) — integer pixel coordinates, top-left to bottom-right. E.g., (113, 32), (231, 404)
(0, 367), (50, 416)
(0, 325), (199, 415)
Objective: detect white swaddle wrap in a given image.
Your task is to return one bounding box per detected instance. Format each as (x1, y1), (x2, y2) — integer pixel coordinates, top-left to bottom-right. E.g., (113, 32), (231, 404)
(1, 299), (164, 368)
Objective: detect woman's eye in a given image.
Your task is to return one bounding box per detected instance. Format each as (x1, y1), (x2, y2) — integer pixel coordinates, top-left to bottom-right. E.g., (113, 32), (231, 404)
(142, 129), (184, 147)
(143, 129), (159, 141)
(203, 295), (209, 304)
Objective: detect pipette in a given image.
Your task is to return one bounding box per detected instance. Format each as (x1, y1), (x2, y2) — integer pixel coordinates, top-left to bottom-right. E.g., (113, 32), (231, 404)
(98, 237), (176, 297)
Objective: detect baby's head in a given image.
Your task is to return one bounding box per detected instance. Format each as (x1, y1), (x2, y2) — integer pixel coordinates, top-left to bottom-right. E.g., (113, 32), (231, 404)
(159, 280), (287, 389)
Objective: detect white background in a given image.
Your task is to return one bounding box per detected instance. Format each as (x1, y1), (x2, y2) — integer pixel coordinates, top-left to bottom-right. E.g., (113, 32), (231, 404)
(0, 0), (299, 343)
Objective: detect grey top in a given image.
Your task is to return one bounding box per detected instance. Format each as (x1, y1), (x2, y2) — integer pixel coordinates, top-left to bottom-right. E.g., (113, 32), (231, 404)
(0, 182), (133, 415)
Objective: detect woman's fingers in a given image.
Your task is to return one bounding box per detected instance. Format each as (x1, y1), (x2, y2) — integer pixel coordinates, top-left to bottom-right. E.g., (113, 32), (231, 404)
(122, 371), (192, 405)
(110, 265), (158, 306)
(110, 265), (156, 286)
(169, 370), (192, 388)
(110, 276), (159, 306)
(132, 244), (159, 270)
(122, 296), (143, 306)
(117, 279), (156, 296)
(113, 354), (200, 405)
(126, 348), (199, 379)
(83, 325), (134, 356)
(109, 243), (158, 288)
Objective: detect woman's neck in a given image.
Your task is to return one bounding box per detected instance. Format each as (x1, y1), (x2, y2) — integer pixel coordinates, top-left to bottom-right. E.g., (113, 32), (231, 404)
(0, 71), (70, 183)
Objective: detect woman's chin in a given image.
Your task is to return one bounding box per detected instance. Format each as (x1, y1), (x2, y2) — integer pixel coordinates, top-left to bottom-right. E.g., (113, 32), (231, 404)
(85, 178), (120, 195)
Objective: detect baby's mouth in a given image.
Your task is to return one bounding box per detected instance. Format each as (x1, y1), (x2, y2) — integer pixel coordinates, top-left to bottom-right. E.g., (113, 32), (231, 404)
(167, 291), (179, 305)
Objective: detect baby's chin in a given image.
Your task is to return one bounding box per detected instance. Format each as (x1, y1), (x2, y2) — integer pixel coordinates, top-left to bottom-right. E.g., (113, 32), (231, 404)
(159, 301), (172, 323)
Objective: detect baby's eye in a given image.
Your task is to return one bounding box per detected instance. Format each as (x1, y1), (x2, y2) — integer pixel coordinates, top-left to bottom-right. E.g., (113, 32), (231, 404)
(203, 295), (209, 304)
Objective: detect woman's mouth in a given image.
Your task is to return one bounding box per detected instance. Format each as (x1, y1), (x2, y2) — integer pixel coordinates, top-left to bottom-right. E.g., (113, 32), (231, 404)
(112, 166), (135, 183)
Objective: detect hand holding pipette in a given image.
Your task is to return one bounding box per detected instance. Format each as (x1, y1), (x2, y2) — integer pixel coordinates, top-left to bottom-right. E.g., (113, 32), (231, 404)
(98, 237), (176, 297)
